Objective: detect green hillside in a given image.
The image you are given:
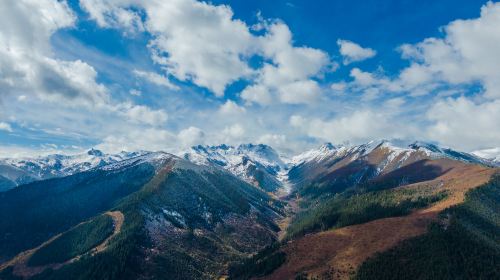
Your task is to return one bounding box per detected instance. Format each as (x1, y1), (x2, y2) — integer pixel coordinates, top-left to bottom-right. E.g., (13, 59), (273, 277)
(286, 186), (447, 239)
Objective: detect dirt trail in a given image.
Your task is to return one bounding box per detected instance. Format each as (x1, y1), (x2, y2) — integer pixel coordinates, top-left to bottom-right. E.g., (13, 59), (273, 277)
(262, 162), (497, 280)
(91, 211), (124, 256)
(0, 211), (124, 278)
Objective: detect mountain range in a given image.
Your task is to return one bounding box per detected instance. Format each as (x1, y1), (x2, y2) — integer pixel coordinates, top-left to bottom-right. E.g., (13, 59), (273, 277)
(0, 140), (498, 279)
(0, 149), (147, 192)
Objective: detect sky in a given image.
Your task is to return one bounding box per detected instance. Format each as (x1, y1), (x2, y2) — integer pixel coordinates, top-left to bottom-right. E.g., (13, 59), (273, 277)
(0, 0), (499, 157)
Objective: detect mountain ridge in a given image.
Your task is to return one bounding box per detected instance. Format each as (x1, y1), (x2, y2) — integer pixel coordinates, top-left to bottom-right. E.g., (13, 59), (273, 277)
(1, 140), (496, 193)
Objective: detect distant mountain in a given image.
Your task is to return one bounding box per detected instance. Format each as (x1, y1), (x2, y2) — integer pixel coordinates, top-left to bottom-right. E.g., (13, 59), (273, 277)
(182, 144), (288, 192)
(288, 140), (489, 196)
(0, 149), (148, 191)
(0, 152), (282, 279)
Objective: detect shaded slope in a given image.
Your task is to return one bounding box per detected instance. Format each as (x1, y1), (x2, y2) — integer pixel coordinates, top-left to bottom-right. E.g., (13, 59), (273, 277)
(0, 153), (283, 280)
(0, 156), (158, 262)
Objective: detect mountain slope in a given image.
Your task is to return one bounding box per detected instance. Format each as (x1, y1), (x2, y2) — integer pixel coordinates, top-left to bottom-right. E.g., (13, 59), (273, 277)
(0, 152), (283, 280)
(289, 140), (489, 196)
(257, 161), (497, 280)
(228, 141), (498, 280)
(183, 144), (288, 192)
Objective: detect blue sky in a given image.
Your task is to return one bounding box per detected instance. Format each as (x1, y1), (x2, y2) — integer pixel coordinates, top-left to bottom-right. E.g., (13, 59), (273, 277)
(0, 0), (499, 157)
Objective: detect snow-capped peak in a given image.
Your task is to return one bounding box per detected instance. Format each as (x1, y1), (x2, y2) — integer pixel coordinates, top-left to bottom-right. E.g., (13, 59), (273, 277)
(0, 149), (151, 186)
(290, 142), (341, 165)
(182, 144), (289, 192)
(290, 139), (488, 168)
(184, 144), (286, 170)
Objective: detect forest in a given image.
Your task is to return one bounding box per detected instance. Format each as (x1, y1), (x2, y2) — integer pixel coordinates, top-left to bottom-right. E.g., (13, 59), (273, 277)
(355, 175), (500, 279)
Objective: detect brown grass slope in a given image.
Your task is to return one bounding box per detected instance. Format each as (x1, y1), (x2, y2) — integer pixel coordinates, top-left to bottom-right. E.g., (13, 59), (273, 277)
(261, 159), (497, 280)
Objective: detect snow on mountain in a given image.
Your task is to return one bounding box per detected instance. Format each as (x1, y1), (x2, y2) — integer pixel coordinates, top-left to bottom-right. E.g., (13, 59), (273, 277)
(287, 139), (492, 191)
(293, 140), (488, 167)
(1, 140), (493, 194)
(182, 144), (288, 192)
(0, 149), (149, 190)
(472, 148), (500, 166)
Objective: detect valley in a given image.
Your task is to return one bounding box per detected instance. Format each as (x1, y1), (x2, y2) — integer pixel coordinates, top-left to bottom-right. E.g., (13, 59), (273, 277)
(0, 140), (498, 280)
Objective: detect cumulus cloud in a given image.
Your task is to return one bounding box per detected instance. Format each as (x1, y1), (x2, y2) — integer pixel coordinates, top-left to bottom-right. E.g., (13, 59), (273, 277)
(398, 2), (500, 98)
(406, 2), (500, 150)
(242, 21), (330, 105)
(81, 0), (330, 103)
(426, 97), (500, 150)
(4, 0), (500, 156)
(0, 0), (108, 105)
(240, 85), (273, 106)
(337, 39), (376, 64)
(82, 0), (254, 96)
(329, 2), (500, 151)
(218, 100), (246, 115)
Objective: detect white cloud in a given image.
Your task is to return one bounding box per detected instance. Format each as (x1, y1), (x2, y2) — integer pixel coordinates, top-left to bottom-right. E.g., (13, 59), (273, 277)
(291, 111), (414, 144)
(178, 126), (206, 148)
(331, 82), (347, 91)
(222, 124), (245, 141)
(0, 144), (84, 158)
(0, 0), (108, 106)
(278, 80), (321, 104)
(257, 134), (287, 149)
(242, 21), (330, 105)
(81, 1), (330, 103)
(397, 2), (500, 98)
(97, 128), (177, 153)
(82, 0), (254, 97)
(80, 1), (144, 34)
(472, 147), (500, 160)
(118, 103), (168, 127)
(401, 2), (500, 150)
(426, 97), (500, 150)
(0, 122), (13, 132)
(218, 100), (246, 115)
(133, 69), (178, 90)
(240, 84), (273, 106)
(4, 0), (500, 156)
(337, 39), (376, 64)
